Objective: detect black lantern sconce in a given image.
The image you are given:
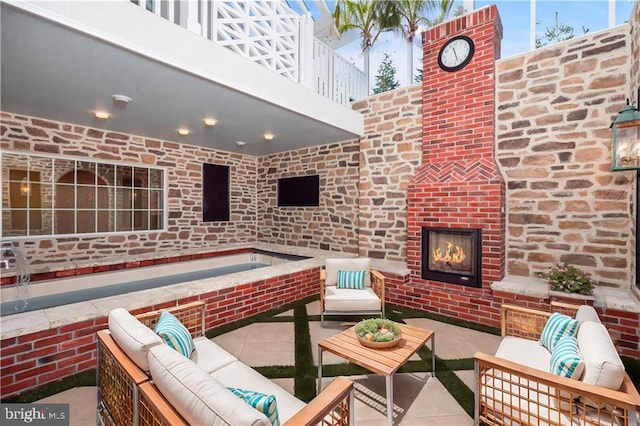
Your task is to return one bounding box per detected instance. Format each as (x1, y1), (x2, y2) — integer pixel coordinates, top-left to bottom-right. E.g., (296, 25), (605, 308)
(610, 87), (640, 171)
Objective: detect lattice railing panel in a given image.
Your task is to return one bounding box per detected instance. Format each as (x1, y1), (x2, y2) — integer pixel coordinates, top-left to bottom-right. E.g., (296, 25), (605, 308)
(212, 1), (300, 81)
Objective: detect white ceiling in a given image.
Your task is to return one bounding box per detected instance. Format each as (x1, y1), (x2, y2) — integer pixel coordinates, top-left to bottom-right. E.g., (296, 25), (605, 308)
(0, 2), (362, 157)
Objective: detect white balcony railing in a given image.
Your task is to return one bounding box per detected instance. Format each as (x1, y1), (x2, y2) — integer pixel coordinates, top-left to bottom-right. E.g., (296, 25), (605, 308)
(132, 0), (367, 106)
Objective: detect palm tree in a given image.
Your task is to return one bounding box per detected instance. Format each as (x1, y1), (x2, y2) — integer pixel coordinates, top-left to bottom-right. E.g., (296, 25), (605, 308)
(393, 0), (455, 83)
(333, 0), (397, 93)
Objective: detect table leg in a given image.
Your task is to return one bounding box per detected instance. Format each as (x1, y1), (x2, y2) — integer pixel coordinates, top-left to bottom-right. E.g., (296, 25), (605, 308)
(431, 335), (436, 378)
(317, 347), (323, 395)
(386, 375), (393, 426)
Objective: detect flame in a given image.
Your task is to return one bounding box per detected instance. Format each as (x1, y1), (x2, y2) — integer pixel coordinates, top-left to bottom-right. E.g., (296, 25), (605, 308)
(433, 242), (466, 265)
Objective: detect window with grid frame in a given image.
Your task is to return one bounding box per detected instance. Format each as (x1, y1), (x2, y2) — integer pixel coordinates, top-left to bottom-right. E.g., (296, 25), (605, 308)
(1, 151), (166, 237)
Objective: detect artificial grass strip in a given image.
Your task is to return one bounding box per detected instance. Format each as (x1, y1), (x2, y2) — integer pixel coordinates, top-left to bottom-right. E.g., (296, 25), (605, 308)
(2, 370), (96, 403)
(436, 370), (475, 418)
(293, 302), (316, 403)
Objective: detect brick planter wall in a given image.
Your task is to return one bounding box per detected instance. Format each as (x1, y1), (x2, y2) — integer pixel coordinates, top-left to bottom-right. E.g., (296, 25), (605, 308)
(0, 267), (319, 399)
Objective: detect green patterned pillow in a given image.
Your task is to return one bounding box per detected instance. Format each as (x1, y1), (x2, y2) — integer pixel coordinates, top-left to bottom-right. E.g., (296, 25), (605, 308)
(539, 312), (579, 351)
(227, 387), (280, 426)
(154, 311), (195, 358)
(551, 336), (585, 379)
(336, 270), (366, 289)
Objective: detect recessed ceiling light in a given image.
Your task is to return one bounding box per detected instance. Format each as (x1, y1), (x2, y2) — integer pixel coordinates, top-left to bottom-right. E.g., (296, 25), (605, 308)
(264, 133), (275, 141)
(94, 111), (110, 119)
(112, 94), (132, 104)
(235, 141), (247, 146)
(203, 118), (217, 126)
(177, 128), (190, 136)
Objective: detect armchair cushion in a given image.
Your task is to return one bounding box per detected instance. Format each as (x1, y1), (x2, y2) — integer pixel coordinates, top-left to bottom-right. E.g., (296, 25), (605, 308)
(539, 313), (579, 351)
(336, 270), (366, 289)
(148, 345), (271, 426)
(154, 311), (195, 358)
(324, 286), (381, 312)
(550, 336), (584, 379)
(325, 258), (371, 287)
(228, 387), (280, 426)
(576, 321), (624, 391)
(108, 308), (163, 373)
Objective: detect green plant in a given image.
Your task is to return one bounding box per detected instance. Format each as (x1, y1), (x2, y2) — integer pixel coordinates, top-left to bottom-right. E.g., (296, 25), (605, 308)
(539, 263), (597, 295)
(355, 318), (401, 342)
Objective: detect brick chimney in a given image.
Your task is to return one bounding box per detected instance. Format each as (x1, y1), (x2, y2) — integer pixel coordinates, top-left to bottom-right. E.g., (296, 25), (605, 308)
(407, 6), (506, 290)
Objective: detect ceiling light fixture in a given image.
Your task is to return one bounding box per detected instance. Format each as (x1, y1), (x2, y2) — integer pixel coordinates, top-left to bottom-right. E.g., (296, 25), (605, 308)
(177, 128), (190, 136)
(235, 141), (247, 147)
(264, 133), (275, 141)
(203, 118), (217, 126)
(94, 111), (110, 119)
(112, 94), (132, 104)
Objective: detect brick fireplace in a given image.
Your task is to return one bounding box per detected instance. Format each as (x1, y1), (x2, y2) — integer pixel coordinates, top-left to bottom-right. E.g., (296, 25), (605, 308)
(407, 6), (506, 290)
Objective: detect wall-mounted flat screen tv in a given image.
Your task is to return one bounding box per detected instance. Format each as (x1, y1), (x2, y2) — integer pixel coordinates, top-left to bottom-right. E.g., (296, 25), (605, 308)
(202, 163), (230, 221)
(277, 175), (320, 207)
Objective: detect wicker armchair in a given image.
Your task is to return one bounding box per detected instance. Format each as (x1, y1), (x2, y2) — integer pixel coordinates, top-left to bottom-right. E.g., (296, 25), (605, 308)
(474, 304), (640, 426)
(319, 257), (385, 327)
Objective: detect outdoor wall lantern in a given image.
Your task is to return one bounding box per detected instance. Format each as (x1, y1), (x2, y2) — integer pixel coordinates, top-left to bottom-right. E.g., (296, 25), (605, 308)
(610, 88), (640, 171)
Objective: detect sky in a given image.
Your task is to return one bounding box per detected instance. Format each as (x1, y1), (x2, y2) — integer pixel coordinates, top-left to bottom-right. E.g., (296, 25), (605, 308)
(331, 0), (637, 89)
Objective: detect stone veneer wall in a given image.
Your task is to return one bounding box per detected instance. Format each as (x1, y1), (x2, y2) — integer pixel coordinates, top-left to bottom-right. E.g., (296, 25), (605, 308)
(257, 141), (360, 253)
(631, 1), (640, 293)
(495, 25), (635, 287)
(0, 112), (258, 268)
(0, 267), (319, 398)
(352, 84), (423, 261)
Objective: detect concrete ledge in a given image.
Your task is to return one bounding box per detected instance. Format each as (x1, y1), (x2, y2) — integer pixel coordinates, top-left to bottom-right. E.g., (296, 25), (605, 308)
(492, 274), (640, 313)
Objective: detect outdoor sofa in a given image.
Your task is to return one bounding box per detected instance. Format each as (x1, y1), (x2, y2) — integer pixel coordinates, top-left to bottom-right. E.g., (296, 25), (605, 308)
(97, 301), (354, 425)
(474, 303), (640, 425)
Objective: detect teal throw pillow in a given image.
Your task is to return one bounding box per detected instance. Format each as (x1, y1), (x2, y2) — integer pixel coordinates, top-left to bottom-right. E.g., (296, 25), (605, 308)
(336, 270), (366, 289)
(227, 387), (280, 426)
(539, 312), (579, 352)
(154, 311), (195, 358)
(550, 336), (585, 379)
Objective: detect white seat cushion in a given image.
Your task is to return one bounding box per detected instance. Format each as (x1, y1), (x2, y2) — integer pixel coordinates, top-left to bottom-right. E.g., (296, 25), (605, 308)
(190, 337), (238, 374)
(494, 336), (551, 372)
(325, 258), (371, 287)
(211, 360), (305, 423)
(148, 345), (271, 426)
(108, 308), (162, 373)
(324, 286), (381, 312)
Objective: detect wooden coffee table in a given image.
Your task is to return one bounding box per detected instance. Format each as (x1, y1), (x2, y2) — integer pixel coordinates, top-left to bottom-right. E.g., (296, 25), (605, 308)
(317, 323), (435, 426)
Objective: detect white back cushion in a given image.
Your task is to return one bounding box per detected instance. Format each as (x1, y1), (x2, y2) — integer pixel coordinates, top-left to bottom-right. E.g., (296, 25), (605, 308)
(325, 258), (371, 287)
(575, 305), (601, 324)
(148, 345), (270, 426)
(576, 321), (624, 390)
(108, 308), (162, 373)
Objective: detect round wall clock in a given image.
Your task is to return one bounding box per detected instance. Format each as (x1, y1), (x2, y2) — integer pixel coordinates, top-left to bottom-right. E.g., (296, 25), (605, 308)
(437, 35), (475, 72)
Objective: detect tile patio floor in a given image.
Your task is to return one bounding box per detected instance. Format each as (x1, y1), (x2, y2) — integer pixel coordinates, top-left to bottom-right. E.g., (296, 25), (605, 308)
(38, 300), (503, 425)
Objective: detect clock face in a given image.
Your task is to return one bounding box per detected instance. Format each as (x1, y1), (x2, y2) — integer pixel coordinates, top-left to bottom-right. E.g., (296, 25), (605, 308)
(438, 35), (475, 72)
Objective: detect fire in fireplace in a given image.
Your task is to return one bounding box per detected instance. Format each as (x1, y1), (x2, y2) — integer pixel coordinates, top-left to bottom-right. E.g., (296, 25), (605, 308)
(421, 227), (481, 287)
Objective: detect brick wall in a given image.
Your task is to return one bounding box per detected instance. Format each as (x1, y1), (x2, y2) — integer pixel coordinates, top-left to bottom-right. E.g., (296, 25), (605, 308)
(257, 141), (360, 253)
(0, 267), (318, 399)
(0, 112), (258, 268)
(495, 25), (633, 286)
(352, 84), (423, 261)
(630, 1), (640, 291)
